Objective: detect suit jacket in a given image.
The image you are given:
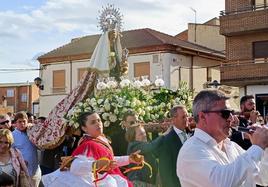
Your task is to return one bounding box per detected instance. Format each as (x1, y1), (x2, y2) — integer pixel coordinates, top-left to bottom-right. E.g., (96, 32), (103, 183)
(230, 117), (251, 150)
(154, 128), (182, 187)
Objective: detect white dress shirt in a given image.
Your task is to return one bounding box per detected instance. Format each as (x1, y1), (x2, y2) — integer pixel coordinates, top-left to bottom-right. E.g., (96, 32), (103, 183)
(173, 126), (188, 143)
(177, 128), (268, 187)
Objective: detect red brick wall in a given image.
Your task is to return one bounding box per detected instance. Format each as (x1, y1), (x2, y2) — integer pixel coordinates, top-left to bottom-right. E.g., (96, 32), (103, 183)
(226, 0), (252, 12)
(226, 32), (268, 61)
(0, 84), (39, 113)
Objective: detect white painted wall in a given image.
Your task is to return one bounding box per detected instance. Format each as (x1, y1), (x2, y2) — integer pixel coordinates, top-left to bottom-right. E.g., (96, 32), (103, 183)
(40, 94), (67, 116)
(245, 85), (268, 97)
(71, 59), (90, 89)
(39, 52), (221, 116)
(128, 52), (169, 87)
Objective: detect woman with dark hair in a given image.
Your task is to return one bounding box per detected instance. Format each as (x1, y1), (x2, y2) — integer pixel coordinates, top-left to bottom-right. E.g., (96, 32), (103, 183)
(125, 124), (160, 187)
(42, 111), (143, 187)
(0, 129), (31, 187)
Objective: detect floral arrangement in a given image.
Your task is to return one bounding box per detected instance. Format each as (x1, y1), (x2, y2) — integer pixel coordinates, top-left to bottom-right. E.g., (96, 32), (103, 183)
(64, 76), (193, 130)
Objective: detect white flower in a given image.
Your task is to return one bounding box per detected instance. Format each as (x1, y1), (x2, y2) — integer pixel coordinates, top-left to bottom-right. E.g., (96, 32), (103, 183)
(107, 80), (117, 89)
(67, 108), (74, 116)
(141, 79), (151, 87)
(97, 99), (104, 104)
(155, 78), (165, 87)
(109, 114), (117, 122)
(104, 103), (111, 111)
(131, 100), (137, 108)
(120, 79), (131, 87)
(114, 108), (119, 114)
(74, 108), (82, 113)
(97, 82), (107, 90)
(102, 113), (110, 120)
(125, 100), (131, 106)
(175, 97), (180, 103)
(104, 121), (110, 127)
(84, 107), (92, 112)
(74, 123), (80, 129)
(99, 107), (105, 113)
(133, 80), (142, 88)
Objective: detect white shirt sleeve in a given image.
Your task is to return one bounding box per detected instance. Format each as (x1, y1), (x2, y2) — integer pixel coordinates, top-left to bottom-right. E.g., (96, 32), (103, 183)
(254, 148), (268, 185)
(114, 156), (129, 167)
(177, 141), (264, 187)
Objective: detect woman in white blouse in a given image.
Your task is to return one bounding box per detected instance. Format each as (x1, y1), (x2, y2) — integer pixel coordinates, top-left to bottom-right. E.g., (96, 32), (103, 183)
(0, 129), (31, 187)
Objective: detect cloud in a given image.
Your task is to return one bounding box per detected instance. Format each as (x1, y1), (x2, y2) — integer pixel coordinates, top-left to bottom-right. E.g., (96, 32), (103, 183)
(0, 0), (224, 83)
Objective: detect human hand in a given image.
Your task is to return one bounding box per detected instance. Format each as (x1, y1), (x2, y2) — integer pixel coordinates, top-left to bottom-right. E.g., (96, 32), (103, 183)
(94, 159), (117, 172)
(129, 150), (144, 164)
(249, 126), (268, 150)
(249, 110), (259, 123)
(59, 156), (75, 171)
(230, 115), (239, 127)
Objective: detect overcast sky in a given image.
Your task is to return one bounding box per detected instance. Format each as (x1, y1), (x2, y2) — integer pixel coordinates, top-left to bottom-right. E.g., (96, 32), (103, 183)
(0, 0), (224, 83)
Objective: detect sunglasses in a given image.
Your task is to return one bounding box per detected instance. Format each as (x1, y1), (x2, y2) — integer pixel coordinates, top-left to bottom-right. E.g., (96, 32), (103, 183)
(203, 109), (234, 120)
(0, 120), (9, 125)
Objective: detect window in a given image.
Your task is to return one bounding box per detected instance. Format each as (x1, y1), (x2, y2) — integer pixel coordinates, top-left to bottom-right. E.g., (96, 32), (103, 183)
(53, 70), (66, 93)
(77, 68), (88, 82)
(134, 62), (150, 79)
(6, 89), (14, 97)
(255, 0), (267, 7)
(253, 41), (268, 63)
(21, 93), (27, 102)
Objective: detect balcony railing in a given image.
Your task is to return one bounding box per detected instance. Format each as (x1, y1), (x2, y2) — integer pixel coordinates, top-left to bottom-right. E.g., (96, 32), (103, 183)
(220, 4), (268, 16)
(220, 59), (268, 86)
(220, 4), (268, 36)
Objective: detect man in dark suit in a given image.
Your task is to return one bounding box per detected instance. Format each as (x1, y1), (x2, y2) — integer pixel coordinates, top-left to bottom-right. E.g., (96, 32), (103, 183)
(154, 105), (189, 187)
(231, 95), (259, 150)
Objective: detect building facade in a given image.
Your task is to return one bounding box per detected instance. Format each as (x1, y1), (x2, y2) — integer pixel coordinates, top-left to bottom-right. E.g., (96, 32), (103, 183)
(0, 82), (39, 115)
(176, 18), (226, 52)
(220, 0), (268, 116)
(38, 28), (225, 116)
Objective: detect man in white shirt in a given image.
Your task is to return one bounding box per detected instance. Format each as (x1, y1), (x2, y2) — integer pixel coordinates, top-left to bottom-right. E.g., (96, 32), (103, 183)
(177, 90), (268, 187)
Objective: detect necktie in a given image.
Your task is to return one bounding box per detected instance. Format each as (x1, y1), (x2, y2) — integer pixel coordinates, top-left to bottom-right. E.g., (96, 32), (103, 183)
(181, 131), (187, 143)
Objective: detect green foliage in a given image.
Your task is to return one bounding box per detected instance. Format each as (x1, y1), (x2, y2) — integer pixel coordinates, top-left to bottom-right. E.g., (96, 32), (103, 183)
(65, 81), (193, 130)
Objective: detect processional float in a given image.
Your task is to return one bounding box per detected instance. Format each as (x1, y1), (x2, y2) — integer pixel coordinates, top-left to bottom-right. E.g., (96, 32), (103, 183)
(27, 4), (129, 149)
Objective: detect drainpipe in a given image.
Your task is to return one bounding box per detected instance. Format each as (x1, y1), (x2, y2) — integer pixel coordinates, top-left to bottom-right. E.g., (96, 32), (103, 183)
(26, 81), (30, 112)
(70, 60), (73, 91)
(190, 56), (194, 90)
(179, 66), (182, 82)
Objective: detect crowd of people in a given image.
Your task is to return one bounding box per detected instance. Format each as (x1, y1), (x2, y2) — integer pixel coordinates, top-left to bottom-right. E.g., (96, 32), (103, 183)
(0, 89), (268, 187)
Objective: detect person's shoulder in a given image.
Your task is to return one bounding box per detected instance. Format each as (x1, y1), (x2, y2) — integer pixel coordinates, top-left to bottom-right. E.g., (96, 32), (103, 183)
(179, 137), (201, 154)
(12, 129), (20, 136)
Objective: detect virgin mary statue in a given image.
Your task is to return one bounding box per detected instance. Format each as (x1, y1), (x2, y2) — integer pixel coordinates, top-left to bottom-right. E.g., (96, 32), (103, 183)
(27, 4), (128, 149)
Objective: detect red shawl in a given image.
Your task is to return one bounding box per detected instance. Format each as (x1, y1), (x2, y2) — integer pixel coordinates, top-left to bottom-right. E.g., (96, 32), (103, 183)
(72, 135), (132, 187)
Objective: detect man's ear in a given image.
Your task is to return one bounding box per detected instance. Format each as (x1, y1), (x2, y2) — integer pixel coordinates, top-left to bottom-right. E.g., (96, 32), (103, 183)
(199, 112), (206, 122)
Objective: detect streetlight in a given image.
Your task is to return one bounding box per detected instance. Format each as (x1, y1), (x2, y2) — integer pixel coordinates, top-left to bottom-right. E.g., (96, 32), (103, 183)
(34, 77), (44, 90)
(208, 80), (221, 88)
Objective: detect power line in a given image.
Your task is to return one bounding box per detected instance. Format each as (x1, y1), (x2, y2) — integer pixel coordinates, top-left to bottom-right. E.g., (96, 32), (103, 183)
(0, 68), (40, 72)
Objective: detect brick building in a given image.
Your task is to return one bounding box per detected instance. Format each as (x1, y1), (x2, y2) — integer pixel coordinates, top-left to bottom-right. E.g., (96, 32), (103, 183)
(220, 0), (268, 116)
(0, 82), (39, 115)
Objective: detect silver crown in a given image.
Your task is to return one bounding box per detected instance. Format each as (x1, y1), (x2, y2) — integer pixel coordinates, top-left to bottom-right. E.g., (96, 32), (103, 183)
(98, 4), (123, 32)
